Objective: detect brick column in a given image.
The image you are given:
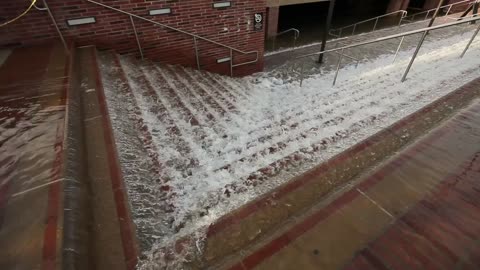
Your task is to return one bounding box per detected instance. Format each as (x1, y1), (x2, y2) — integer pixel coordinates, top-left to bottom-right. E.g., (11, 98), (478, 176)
(267, 6), (279, 38)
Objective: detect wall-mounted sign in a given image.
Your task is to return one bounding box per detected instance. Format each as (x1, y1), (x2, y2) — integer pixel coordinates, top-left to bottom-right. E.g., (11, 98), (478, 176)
(254, 13), (263, 31)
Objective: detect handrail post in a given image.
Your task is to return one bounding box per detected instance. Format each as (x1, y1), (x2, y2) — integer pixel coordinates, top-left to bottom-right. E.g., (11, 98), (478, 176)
(85, 0), (259, 71)
(193, 36), (200, 70)
(373, 17), (379, 31)
(333, 48), (344, 86)
(352, 24), (357, 35)
(43, 0), (69, 54)
(339, 28), (343, 38)
(401, 31), (428, 82)
(293, 30), (299, 48)
(392, 36), (405, 63)
(446, 4), (453, 16)
(300, 60), (305, 87)
(398, 13), (404, 26)
(129, 15), (144, 60)
(460, 23), (480, 58)
(229, 49), (233, 77)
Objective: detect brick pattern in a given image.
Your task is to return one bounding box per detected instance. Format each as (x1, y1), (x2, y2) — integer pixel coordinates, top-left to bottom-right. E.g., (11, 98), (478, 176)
(0, 0), (266, 76)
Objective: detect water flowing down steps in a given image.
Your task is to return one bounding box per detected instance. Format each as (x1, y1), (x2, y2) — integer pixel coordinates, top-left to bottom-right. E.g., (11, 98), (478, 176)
(97, 27), (480, 269)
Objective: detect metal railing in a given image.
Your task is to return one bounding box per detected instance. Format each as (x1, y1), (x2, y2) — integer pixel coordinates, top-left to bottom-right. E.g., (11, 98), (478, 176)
(329, 10), (408, 38)
(297, 16), (480, 87)
(403, 0), (474, 23)
(85, 0), (258, 76)
(27, 0), (69, 53)
(271, 28), (300, 51)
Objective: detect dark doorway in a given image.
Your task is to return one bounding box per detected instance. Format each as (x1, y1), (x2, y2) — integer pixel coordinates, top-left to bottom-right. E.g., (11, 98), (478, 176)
(267, 0), (391, 51)
(408, 0), (427, 10)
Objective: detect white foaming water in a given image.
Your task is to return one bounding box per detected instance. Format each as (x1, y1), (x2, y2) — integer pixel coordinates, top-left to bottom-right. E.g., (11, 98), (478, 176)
(100, 30), (480, 269)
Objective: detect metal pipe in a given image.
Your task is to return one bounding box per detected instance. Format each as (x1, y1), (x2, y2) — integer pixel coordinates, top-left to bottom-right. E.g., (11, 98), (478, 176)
(392, 36), (405, 63)
(331, 10), (408, 35)
(401, 31), (428, 82)
(300, 61), (305, 87)
(193, 36), (200, 70)
(332, 48), (344, 86)
(43, 0), (68, 54)
(405, 0), (473, 23)
(230, 49), (233, 77)
(297, 16), (480, 60)
(460, 23), (480, 58)
(129, 15), (144, 60)
(446, 4), (453, 16)
(428, 0), (446, 27)
(85, 0), (258, 60)
(334, 51), (359, 62)
(398, 13), (404, 26)
(319, 0), (336, 63)
(352, 24), (357, 35)
(373, 18), (379, 31)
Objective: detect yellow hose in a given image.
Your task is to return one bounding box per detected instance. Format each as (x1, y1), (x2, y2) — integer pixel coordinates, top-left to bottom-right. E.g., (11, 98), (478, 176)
(0, 0), (37, 27)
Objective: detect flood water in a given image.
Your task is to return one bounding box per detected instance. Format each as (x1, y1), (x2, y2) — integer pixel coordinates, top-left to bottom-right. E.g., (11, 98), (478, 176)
(231, 97), (480, 269)
(0, 45), (67, 269)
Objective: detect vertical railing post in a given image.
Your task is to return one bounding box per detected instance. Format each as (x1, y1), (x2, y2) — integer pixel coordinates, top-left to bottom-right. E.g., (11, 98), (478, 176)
(333, 48), (344, 86)
(339, 28), (343, 38)
(352, 24), (357, 35)
(229, 49), (233, 77)
(446, 4), (453, 16)
(129, 15), (144, 60)
(398, 13), (404, 26)
(293, 31), (298, 48)
(401, 31), (428, 82)
(300, 60), (305, 87)
(193, 36), (200, 70)
(43, 0), (69, 54)
(373, 17), (379, 31)
(392, 36), (405, 63)
(460, 22), (480, 58)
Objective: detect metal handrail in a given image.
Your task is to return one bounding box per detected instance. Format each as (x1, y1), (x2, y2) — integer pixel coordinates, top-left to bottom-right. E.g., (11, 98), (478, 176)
(271, 28), (300, 51)
(298, 16), (480, 86)
(403, 0), (473, 22)
(85, 0), (259, 76)
(329, 10), (408, 38)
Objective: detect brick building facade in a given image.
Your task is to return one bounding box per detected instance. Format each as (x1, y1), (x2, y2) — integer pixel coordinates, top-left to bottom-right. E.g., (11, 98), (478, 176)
(0, 0), (266, 76)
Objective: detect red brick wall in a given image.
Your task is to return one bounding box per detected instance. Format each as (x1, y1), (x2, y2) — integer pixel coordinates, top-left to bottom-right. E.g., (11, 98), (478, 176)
(0, 0), (266, 76)
(266, 6), (279, 38)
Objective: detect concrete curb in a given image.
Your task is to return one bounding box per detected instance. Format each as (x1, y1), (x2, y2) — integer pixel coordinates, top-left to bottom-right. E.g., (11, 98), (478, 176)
(61, 44), (92, 270)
